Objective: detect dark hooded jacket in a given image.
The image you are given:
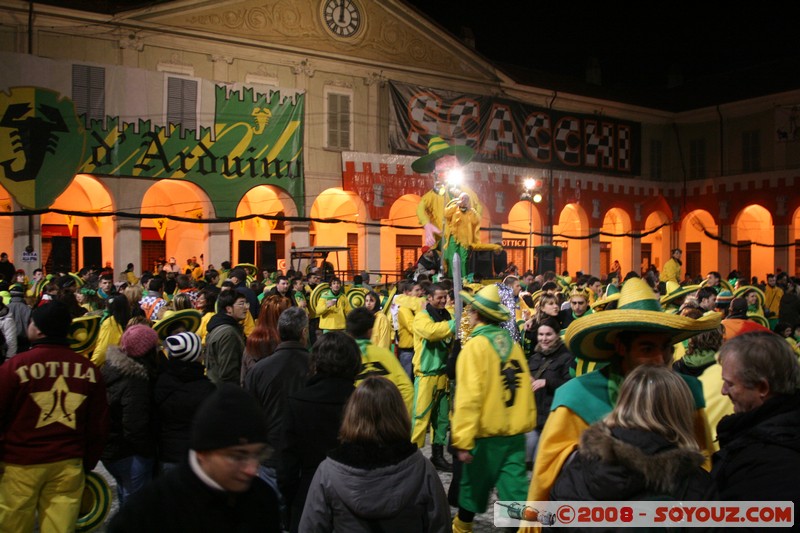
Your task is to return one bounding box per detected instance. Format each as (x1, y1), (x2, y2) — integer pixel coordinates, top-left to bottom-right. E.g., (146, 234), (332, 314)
(528, 339), (573, 428)
(552, 424), (714, 502)
(299, 441), (450, 532)
(711, 392), (800, 501)
(101, 346), (157, 461)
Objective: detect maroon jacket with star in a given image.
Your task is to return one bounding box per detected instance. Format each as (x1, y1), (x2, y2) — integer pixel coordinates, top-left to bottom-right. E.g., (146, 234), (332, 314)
(0, 339), (110, 469)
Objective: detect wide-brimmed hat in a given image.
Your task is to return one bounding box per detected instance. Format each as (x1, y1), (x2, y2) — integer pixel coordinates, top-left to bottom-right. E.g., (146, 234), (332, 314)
(564, 277), (722, 361)
(591, 292), (620, 312)
(381, 285), (397, 316)
(660, 281), (700, 307)
(75, 471), (112, 532)
(411, 136), (474, 174)
(153, 309), (202, 340)
(346, 287), (367, 309)
(460, 284), (511, 323)
(733, 285), (765, 307)
(699, 277), (734, 293)
(747, 313), (770, 328)
(310, 282), (331, 313)
(68, 315), (101, 354)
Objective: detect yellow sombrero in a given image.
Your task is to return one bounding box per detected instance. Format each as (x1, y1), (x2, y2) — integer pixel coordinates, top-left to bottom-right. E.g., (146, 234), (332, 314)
(660, 281), (700, 307)
(153, 309), (202, 340)
(699, 277), (734, 293)
(733, 285), (765, 307)
(459, 284), (511, 323)
(76, 471), (112, 532)
(68, 315), (101, 354)
(309, 282), (331, 313)
(411, 136), (474, 174)
(564, 277), (722, 361)
(346, 287), (368, 309)
(747, 313), (769, 328)
(591, 292), (620, 312)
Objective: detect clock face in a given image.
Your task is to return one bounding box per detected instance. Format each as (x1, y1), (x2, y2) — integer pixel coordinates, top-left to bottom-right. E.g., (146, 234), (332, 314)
(322, 0), (362, 38)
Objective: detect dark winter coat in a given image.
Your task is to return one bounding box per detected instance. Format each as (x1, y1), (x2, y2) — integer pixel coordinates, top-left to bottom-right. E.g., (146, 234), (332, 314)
(552, 424), (714, 502)
(107, 458), (281, 533)
(243, 340), (310, 468)
(279, 375), (354, 533)
(528, 340), (573, 428)
(153, 358), (215, 463)
(711, 392), (800, 501)
(300, 441), (450, 533)
(101, 346), (156, 461)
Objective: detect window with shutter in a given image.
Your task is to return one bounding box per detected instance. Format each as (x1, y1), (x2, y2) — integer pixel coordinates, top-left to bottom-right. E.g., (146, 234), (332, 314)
(166, 77), (198, 135)
(72, 64), (105, 126)
(326, 91), (352, 150)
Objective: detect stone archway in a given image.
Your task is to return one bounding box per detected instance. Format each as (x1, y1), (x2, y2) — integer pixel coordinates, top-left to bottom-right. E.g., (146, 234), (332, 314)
(41, 174), (114, 273)
(232, 185), (296, 273)
(556, 203), (589, 275)
(683, 209), (718, 281)
(600, 207), (632, 278)
(310, 188), (366, 276)
(732, 204), (773, 281)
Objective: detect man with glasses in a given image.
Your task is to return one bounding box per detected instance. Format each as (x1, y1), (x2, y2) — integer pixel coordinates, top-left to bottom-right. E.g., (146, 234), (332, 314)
(108, 384), (281, 531)
(205, 291), (248, 386)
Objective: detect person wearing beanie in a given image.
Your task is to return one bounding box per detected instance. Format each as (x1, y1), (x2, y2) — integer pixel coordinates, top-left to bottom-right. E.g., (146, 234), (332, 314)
(6, 283), (31, 354)
(108, 384), (281, 532)
(154, 332), (215, 474)
(101, 324), (161, 505)
(0, 300), (110, 532)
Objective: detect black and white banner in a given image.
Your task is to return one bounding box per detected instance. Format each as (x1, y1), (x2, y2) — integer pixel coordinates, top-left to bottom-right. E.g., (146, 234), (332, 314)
(389, 81), (640, 176)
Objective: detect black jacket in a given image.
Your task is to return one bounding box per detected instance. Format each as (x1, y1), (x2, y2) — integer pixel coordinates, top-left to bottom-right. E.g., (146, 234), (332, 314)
(243, 341), (310, 468)
(153, 359), (216, 463)
(101, 346), (156, 461)
(108, 459), (281, 533)
(552, 425), (714, 503)
(711, 392), (800, 501)
(279, 374), (354, 533)
(528, 340), (573, 428)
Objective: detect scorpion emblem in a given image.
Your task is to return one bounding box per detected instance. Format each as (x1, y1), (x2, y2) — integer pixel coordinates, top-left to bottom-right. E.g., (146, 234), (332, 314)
(1, 102), (69, 181)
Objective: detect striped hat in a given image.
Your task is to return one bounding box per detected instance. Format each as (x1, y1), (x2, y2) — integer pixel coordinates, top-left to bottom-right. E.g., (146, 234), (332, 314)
(164, 331), (202, 363)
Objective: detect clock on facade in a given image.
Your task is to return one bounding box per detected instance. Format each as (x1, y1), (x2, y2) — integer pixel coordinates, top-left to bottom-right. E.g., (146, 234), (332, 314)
(321, 0), (362, 38)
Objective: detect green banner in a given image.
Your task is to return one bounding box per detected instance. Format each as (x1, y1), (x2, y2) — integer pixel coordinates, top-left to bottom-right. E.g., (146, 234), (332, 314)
(0, 85), (305, 217)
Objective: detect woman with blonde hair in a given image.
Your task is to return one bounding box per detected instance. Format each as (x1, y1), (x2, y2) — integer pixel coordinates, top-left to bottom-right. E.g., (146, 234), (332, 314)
(300, 376), (450, 532)
(551, 365), (714, 502)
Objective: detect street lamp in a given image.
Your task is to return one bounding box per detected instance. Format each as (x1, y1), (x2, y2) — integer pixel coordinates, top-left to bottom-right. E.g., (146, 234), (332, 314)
(521, 178), (542, 272)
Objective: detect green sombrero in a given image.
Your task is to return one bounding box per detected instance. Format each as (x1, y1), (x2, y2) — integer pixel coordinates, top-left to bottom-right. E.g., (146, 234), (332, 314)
(411, 136), (475, 174)
(76, 471), (112, 532)
(747, 313), (769, 328)
(382, 286), (397, 316)
(564, 277), (722, 361)
(699, 277), (734, 293)
(459, 284), (511, 323)
(660, 281), (700, 307)
(733, 285), (765, 307)
(153, 309), (202, 340)
(68, 315), (101, 354)
(346, 287), (367, 309)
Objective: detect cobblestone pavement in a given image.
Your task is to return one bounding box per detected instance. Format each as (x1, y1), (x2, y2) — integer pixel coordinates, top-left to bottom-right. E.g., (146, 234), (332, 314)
(93, 444), (511, 532)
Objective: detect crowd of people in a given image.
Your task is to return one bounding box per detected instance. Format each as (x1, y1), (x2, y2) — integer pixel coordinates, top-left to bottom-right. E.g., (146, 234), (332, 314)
(0, 252), (799, 532)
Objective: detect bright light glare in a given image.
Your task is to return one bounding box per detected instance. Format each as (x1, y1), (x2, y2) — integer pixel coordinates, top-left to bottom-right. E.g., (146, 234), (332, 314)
(523, 177), (537, 191)
(446, 168), (464, 187)
(533, 193), (543, 203)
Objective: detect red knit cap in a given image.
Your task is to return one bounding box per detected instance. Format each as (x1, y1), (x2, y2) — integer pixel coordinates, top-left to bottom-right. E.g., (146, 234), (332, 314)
(120, 324), (160, 357)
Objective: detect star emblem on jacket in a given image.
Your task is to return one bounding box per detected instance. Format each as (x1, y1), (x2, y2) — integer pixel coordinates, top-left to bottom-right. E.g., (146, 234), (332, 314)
(31, 375), (87, 429)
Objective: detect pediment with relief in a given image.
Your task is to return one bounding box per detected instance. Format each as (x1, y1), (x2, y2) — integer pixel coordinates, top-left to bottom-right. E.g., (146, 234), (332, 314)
(139, 0), (496, 80)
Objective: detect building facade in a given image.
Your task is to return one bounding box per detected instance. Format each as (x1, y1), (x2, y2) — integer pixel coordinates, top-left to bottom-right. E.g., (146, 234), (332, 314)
(1, 0), (799, 282)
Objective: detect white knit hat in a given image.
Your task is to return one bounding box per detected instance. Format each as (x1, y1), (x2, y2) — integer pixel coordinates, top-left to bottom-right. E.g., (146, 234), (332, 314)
(164, 331), (202, 363)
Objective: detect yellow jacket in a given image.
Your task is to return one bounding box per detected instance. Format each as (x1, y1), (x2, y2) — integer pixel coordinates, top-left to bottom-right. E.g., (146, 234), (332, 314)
(659, 257), (681, 283)
(765, 285), (783, 317)
(370, 311), (392, 350)
(412, 307), (454, 376)
(444, 200), (480, 249)
(91, 316), (123, 367)
(315, 289), (347, 331)
(355, 339), (414, 414)
(417, 188), (483, 230)
(395, 294), (422, 349)
(451, 325), (536, 451)
(197, 311), (214, 345)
